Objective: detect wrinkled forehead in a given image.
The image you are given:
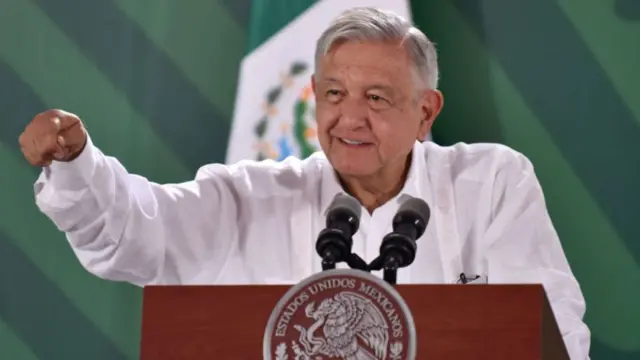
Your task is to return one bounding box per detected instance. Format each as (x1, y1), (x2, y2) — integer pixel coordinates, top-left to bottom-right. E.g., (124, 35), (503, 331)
(316, 41), (414, 85)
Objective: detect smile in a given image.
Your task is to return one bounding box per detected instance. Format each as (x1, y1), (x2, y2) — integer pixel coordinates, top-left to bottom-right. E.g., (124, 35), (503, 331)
(341, 138), (364, 145)
(339, 138), (372, 146)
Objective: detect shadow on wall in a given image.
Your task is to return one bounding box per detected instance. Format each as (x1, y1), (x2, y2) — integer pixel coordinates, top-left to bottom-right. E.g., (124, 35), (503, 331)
(411, 1), (505, 146)
(615, 0), (640, 21)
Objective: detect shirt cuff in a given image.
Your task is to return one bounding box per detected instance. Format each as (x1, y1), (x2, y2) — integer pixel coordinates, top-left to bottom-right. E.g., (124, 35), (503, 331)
(44, 135), (99, 189)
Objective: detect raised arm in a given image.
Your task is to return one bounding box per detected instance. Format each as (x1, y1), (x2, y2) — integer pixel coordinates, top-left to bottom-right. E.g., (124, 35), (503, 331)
(21, 109), (241, 286)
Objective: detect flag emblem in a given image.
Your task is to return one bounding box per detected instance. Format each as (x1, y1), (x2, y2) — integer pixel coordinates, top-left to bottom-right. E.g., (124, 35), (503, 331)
(253, 61), (320, 161)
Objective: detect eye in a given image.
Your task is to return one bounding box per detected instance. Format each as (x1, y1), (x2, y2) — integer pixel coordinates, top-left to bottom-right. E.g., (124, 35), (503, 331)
(367, 94), (391, 109)
(325, 89), (343, 102)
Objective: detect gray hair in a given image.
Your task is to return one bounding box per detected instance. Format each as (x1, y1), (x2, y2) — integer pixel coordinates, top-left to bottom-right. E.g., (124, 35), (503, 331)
(314, 7), (439, 89)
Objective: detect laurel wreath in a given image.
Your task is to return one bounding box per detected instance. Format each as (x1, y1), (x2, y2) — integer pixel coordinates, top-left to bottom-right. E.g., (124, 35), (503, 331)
(275, 342), (288, 360)
(253, 61), (317, 161)
(389, 341), (404, 359)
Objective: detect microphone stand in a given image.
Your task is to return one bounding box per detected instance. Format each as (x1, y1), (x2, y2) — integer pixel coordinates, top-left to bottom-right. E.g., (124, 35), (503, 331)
(321, 247), (338, 271)
(346, 252), (368, 271)
(382, 256), (399, 285)
(366, 232), (417, 285)
(321, 251), (368, 271)
(317, 228), (368, 272)
(366, 253), (400, 285)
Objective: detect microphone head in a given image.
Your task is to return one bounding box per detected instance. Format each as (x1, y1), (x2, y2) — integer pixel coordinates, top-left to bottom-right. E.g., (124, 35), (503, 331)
(326, 193), (362, 234)
(393, 196), (430, 239)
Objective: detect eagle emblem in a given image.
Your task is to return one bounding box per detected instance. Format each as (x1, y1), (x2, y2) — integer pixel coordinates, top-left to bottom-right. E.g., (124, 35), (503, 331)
(293, 291), (389, 359)
(264, 269), (415, 360)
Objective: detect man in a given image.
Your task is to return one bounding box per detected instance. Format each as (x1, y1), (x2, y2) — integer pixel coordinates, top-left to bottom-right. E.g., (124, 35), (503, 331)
(19, 7), (589, 359)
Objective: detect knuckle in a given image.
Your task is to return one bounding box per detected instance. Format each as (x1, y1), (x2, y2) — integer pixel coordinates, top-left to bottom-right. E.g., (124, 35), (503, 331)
(37, 109), (61, 123)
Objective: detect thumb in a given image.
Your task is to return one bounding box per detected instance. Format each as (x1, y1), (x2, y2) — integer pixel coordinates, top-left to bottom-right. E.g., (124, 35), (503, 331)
(52, 135), (67, 159)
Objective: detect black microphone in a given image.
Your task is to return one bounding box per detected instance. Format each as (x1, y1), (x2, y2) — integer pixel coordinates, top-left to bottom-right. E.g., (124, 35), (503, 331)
(368, 196), (431, 284)
(315, 193), (367, 271)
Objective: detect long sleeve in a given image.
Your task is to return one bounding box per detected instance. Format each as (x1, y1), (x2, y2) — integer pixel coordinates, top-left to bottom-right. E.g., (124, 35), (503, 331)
(483, 152), (591, 359)
(34, 136), (241, 286)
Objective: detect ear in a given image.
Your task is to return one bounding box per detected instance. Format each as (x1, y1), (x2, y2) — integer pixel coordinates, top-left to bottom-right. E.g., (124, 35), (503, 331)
(417, 89), (444, 141)
(311, 74), (317, 94)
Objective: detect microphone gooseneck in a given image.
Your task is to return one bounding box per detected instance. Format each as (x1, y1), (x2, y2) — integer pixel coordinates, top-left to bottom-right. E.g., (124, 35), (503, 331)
(367, 196), (431, 284)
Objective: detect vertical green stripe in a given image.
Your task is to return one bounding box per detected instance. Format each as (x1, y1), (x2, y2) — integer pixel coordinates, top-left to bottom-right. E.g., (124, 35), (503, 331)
(247, 0), (318, 52)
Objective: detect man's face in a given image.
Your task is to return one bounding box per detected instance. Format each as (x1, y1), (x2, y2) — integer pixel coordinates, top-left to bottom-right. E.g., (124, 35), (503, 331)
(312, 40), (442, 178)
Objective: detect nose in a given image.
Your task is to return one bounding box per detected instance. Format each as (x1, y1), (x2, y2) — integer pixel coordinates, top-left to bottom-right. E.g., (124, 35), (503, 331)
(337, 97), (369, 130)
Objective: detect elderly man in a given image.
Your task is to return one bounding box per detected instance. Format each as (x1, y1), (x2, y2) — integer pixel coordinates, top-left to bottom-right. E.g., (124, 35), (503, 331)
(19, 7), (589, 359)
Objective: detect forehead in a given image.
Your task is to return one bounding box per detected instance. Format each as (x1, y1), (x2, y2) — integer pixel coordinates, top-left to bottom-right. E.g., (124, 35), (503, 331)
(318, 41), (413, 85)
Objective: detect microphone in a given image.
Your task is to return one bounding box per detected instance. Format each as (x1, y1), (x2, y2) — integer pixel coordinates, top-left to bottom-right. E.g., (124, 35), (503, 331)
(316, 193), (367, 271)
(367, 196), (431, 284)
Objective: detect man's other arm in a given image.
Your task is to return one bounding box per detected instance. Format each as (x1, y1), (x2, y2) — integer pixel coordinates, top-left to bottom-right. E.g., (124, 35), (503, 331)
(484, 149), (591, 360)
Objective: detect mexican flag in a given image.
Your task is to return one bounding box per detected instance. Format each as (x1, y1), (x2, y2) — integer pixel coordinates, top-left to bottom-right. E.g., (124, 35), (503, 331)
(226, 0), (413, 164)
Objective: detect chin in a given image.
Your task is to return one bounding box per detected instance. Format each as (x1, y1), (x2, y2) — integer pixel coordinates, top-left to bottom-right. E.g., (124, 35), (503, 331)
(331, 160), (378, 177)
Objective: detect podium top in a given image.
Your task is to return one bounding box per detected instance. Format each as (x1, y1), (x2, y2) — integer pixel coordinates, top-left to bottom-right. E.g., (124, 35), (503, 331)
(141, 278), (569, 360)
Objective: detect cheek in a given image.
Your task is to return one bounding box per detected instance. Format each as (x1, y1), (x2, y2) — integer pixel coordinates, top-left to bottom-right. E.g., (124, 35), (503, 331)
(371, 114), (418, 150)
(368, 114), (395, 140)
(315, 104), (339, 133)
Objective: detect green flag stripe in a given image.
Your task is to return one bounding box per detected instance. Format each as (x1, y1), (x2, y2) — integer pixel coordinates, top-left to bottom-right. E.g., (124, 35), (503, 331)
(113, 0), (247, 119)
(247, 0), (317, 53)
(0, 231), (129, 360)
(454, 0), (640, 265)
(0, 317), (39, 360)
(33, 0), (231, 170)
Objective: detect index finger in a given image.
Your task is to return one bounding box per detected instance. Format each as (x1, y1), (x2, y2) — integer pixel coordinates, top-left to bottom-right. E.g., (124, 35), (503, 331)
(40, 109), (79, 132)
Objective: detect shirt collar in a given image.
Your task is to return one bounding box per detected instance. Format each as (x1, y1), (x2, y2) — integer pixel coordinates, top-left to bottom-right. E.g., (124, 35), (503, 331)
(318, 141), (427, 215)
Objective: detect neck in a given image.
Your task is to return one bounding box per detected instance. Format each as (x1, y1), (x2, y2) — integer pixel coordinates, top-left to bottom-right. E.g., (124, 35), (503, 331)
(339, 154), (412, 213)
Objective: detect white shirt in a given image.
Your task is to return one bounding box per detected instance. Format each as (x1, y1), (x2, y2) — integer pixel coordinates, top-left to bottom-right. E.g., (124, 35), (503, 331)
(34, 137), (590, 359)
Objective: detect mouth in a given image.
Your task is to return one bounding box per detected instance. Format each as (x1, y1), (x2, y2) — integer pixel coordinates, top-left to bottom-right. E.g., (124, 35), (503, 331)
(337, 137), (373, 147)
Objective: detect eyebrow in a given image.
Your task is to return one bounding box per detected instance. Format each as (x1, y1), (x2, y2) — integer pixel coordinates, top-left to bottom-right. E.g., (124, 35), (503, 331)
(321, 77), (343, 86)
(321, 77), (395, 94)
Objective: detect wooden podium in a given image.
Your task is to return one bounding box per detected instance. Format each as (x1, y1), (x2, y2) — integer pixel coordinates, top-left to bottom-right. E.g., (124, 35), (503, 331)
(139, 283), (569, 359)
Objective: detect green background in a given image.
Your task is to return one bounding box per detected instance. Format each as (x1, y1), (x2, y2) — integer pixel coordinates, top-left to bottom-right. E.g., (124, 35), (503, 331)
(1, 0), (638, 358)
